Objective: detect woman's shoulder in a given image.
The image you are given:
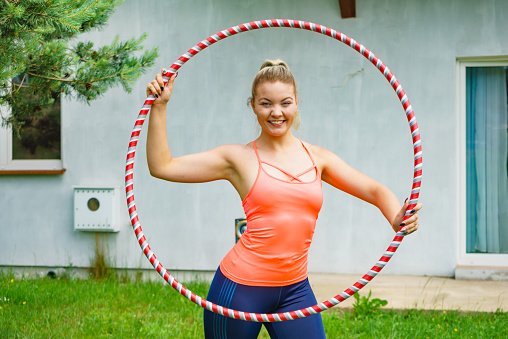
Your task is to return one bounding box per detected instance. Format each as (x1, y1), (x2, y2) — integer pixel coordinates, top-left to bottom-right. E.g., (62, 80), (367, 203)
(300, 140), (344, 167)
(215, 142), (253, 152)
(300, 140), (334, 157)
(211, 142), (254, 160)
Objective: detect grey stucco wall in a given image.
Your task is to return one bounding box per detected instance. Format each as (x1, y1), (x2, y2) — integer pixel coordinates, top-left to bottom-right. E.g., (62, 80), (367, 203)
(1, 0), (508, 277)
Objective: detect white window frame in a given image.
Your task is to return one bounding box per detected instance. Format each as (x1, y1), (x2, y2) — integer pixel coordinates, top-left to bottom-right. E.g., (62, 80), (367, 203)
(0, 101), (64, 174)
(456, 56), (508, 267)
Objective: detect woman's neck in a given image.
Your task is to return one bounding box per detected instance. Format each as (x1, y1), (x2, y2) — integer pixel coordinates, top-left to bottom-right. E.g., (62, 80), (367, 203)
(256, 130), (299, 151)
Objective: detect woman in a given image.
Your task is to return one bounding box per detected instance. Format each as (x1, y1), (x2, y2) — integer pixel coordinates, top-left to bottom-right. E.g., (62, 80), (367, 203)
(146, 60), (422, 339)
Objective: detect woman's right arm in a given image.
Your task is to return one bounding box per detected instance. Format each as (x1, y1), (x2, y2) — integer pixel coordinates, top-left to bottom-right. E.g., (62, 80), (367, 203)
(146, 71), (235, 183)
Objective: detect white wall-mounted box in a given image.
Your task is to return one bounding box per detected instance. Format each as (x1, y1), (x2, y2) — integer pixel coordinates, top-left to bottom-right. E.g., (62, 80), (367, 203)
(74, 187), (120, 232)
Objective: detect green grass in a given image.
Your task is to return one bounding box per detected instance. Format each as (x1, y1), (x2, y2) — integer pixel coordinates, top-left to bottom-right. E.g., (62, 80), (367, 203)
(1, 272), (507, 338)
(322, 308), (507, 338)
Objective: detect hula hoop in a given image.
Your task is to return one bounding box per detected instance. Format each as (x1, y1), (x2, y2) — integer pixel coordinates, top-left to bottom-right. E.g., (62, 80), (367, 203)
(125, 19), (422, 322)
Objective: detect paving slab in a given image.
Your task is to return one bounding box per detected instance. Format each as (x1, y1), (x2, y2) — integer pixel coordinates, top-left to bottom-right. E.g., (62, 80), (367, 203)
(308, 273), (508, 312)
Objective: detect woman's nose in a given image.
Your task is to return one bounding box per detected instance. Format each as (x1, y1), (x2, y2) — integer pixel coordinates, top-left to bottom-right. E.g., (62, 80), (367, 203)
(270, 105), (283, 116)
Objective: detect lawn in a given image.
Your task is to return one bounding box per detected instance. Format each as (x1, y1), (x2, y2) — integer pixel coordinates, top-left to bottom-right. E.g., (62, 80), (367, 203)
(1, 272), (506, 338)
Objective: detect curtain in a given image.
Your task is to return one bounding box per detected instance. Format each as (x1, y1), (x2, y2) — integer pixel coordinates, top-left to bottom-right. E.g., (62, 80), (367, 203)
(466, 67), (508, 254)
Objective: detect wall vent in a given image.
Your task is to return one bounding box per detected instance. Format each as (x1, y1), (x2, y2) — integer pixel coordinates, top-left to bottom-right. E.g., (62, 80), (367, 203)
(74, 187), (120, 232)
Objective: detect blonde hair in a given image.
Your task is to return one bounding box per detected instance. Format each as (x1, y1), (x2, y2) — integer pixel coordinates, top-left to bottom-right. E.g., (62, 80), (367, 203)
(251, 59), (301, 131)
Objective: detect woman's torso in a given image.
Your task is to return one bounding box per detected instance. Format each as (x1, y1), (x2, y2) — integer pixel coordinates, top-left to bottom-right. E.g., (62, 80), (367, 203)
(220, 139), (323, 286)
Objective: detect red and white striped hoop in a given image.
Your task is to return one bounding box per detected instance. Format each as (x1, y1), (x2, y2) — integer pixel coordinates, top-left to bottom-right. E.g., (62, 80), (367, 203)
(125, 19), (422, 322)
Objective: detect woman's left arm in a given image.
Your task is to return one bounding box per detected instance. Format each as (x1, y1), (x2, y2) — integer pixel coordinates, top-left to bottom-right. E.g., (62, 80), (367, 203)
(314, 146), (422, 234)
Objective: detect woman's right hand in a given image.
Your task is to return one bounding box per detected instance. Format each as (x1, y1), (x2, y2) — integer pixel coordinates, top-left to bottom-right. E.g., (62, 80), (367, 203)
(146, 69), (177, 105)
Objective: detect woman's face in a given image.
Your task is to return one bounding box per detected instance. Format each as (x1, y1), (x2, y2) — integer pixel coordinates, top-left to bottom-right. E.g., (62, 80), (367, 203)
(251, 81), (298, 138)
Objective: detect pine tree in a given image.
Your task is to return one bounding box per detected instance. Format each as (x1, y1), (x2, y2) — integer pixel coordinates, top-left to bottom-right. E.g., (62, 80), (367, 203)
(0, 0), (158, 134)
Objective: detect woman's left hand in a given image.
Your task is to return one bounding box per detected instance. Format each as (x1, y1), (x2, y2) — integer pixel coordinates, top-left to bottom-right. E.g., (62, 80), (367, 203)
(391, 200), (422, 235)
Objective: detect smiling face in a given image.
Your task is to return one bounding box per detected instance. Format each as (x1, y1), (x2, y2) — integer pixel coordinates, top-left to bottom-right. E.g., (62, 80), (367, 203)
(251, 81), (298, 138)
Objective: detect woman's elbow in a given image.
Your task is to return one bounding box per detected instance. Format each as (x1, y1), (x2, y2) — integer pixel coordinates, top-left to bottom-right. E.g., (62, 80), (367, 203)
(147, 164), (166, 179)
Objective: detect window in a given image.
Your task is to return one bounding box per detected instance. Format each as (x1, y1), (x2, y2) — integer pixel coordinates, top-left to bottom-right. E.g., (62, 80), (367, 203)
(0, 74), (64, 174)
(458, 58), (508, 267)
(466, 66), (508, 254)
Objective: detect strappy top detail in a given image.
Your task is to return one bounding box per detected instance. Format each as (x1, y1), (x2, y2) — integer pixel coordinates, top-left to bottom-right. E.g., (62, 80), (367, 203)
(220, 140), (323, 287)
(253, 140), (319, 183)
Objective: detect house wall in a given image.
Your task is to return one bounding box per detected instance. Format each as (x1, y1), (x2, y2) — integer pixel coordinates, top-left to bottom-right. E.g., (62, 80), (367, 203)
(1, 0), (507, 277)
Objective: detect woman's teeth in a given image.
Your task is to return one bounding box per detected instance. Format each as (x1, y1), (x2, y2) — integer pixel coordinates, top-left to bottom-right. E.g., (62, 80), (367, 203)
(269, 120), (284, 125)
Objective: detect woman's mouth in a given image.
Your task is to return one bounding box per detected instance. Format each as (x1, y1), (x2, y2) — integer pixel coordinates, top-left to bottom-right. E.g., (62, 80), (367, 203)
(268, 120), (285, 127)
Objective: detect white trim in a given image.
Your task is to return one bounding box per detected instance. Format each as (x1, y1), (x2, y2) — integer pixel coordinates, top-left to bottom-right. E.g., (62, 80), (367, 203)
(456, 57), (508, 268)
(0, 100), (63, 172)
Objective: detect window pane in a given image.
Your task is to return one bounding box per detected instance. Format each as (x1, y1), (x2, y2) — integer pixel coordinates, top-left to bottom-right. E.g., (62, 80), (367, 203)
(11, 76), (61, 160)
(466, 66), (508, 254)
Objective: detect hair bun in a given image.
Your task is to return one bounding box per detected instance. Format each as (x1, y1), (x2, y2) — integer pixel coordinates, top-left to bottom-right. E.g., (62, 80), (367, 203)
(260, 59), (290, 71)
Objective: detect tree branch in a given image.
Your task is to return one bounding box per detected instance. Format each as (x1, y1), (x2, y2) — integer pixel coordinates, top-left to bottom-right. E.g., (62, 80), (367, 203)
(66, 47), (88, 62)
(31, 11), (81, 32)
(13, 73), (28, 93)
(26, 71), (119, 85)
(27, 71), (74, 83)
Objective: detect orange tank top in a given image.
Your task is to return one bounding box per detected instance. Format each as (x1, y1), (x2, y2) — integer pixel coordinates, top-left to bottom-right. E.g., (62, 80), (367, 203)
(220, 140), (323, 286)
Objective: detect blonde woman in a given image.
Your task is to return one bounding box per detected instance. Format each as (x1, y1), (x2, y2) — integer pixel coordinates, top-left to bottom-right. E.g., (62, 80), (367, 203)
(146, 60), (422, 338)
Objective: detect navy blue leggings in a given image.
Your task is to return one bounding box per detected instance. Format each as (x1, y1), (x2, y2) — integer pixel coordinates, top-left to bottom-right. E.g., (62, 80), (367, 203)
(203, 268), (326, 339)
